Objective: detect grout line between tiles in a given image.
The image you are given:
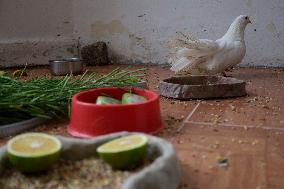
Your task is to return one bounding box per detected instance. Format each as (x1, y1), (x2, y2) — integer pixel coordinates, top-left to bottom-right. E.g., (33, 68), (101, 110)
(177, 103), (200, 133)
(185, 120), (284, 132)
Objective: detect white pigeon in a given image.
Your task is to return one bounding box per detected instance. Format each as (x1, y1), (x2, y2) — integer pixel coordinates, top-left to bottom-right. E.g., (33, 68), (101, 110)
(168, 15), (251, 75)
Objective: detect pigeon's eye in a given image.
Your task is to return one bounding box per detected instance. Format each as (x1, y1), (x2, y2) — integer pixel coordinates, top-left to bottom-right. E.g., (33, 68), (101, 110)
(245, 16), (248, 20)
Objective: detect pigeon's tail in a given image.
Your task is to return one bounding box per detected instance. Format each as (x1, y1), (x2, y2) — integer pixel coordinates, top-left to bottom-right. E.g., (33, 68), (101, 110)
(170, 57), (193, 74)
(169, 47), (213, 74)
(168, 37), (218, 74)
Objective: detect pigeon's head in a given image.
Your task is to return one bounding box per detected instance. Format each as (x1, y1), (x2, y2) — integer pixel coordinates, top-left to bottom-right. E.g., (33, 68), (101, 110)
(223, 15), (251, 40)
(237, 15), (252, 25)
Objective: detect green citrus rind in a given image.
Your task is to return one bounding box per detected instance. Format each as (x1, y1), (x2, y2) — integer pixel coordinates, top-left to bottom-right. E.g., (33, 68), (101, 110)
(121, 93), (147, 104)
(96, 96), (121, 105)
(97, 135), (148, 169)
(7, 133), (62, 173)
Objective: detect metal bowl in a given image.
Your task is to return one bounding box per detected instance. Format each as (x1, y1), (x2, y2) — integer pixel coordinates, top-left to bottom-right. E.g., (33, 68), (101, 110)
(49, 57), (84, 76)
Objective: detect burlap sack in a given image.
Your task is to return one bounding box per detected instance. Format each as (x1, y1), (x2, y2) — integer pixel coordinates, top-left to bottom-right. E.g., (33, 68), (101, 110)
(0, 132), (181, 189)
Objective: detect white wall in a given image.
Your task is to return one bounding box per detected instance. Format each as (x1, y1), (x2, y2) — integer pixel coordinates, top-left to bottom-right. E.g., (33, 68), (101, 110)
(0, 0), (75, 67)
(0, 0), (284, 67)
(73, 0), (284, 67)
(0, 0), (73, 41)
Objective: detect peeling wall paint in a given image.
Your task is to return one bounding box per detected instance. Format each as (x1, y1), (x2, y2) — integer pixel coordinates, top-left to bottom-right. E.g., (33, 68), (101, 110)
(90, 20), (130, 38)
(244, 0), (252, 7)
(266, 22), (281, 39)
(0, 0), (284, 67)
(0, 40), (76, 67)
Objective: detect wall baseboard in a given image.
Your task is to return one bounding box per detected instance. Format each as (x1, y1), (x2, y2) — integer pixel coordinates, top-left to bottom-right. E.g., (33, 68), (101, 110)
(0, 39), (77, 68)
(1, 40), (283, 68)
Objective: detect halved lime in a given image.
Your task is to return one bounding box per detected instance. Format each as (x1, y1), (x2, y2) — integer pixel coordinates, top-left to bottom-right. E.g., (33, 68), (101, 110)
(7, 133), (62, 173)
(97, 135), (148, 169)
(121, 93), (147, 104)
(96, 96), (121, 105)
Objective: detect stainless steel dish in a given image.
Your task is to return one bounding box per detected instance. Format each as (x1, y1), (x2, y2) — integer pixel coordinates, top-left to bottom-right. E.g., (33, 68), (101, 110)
(49, 57), (84, 76)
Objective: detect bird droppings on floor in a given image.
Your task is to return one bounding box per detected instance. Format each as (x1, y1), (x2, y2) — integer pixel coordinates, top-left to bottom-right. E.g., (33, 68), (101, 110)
(0, 65), (284, 188)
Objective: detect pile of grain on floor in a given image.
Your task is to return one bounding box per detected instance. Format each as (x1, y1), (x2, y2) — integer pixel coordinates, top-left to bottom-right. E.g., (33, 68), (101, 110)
(0, 157), (132, 189)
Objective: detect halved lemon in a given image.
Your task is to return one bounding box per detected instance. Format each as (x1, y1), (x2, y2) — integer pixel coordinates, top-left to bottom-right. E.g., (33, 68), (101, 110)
(97, 135), (148, 169)
(7, 133), (62, 173)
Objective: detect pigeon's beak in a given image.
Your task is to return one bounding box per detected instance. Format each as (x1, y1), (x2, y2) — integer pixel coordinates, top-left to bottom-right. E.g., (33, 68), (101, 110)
(248, 18), (252, 24)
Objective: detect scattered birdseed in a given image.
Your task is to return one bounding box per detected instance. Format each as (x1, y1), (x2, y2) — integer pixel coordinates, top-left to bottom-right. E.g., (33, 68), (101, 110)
(217, 157), (229, 168)
(251, 140), (259, 145)
(229, 104), (236, 111)
(0, 157), (135, 189)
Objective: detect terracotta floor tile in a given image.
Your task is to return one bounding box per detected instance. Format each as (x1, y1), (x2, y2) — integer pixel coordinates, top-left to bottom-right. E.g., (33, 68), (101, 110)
(188, 98), (283, 128)
(266, 132), (284, 189)
(188, 69), (284, 129)
(173, 123), (284, 189)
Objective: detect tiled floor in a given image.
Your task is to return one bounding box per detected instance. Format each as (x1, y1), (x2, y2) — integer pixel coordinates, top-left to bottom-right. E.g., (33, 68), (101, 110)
(1, 65), (284, 189)
(165, 67), (284, 189)
(171, 125), (284, 189)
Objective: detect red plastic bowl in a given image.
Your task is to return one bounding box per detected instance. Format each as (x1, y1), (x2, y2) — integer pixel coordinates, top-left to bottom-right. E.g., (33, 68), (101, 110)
(68, 88), (163, 138)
